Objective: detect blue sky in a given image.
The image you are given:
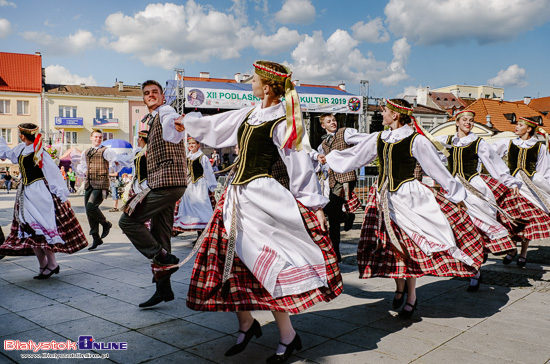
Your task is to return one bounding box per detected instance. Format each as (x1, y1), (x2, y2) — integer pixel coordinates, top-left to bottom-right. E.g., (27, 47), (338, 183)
(1, 0), (550, 101)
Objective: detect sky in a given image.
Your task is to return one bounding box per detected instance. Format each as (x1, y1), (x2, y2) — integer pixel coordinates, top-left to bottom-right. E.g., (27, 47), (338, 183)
(1, 0), (550, 101)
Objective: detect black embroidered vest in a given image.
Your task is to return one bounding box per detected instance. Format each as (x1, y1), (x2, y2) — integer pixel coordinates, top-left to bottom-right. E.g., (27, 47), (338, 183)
(508, 141), (541, 177)
(321, 128), (357, 188)
(188, 154), (204, 184)
(446, 135), (482, 181)
(231, 114), (286, 185)
(19, 152), (44, 186)
(377, 132), (419, 192)
(134, 153), (147, 183)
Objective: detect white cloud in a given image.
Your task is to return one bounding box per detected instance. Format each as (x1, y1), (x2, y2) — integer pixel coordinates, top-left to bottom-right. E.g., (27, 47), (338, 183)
(274, 0), (315, 24)
(351, 18), (390, 43)
(289, 30), (410, 86)
(104, 1), (254, 69)
(21, 29), (96, 55)
(385, 0), (550, 45)
(488, 64), (528, 88)
(399, 85), (419, 98)
(45, 65), (98, 85)
(252, 27), (304, 55)
(0, 0), (16, 8)
(0, 18), (11, 38)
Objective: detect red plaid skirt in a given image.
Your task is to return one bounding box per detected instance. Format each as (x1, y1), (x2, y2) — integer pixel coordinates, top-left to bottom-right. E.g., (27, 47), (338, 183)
(359, 185), (484, 279)
(343, 192), (362, 213)
(172, 192), (217, 233)
(0, 195), (88, 256)
(481, 175), (550, 242)
(187, 192), (343, 313)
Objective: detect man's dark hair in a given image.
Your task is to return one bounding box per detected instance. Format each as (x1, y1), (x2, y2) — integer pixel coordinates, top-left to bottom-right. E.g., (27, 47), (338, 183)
(142, 80), (163, 93)
(90, 129), (103, 136)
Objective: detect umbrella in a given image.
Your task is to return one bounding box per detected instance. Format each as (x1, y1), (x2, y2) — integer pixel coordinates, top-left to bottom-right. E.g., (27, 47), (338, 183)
(101, 139), (132, 148)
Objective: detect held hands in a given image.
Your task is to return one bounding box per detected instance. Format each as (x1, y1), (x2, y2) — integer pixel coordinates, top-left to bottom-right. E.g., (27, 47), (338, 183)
(456, 200), (467, 211)
(315, 209), (327, 232)
(174, 115), (185, 132)
(317, 154), (327, 165)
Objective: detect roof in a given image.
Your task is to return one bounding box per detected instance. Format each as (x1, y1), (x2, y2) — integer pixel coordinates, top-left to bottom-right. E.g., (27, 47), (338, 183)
(428, 91), (467, 111)
(366, 103), (447, 115)
(0, 52), (42, 93)
(45, 84), (143, 97)
(525, 96), (550, 114)
(451, 98), (549, 132)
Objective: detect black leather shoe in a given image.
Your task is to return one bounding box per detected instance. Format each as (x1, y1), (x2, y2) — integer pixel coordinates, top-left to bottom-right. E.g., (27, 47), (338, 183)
(138, 291), (174, 308)
(88, 236), (103, 251)
(266, 333), (302, 363)
(225, 319), (262, 356)
(503, 249), (517, 265)
(467, 274), (481, 292)
(35, 265), (60, 280)
(343, 213), (355, 231)
(517, 256), (527, 268)
(398, 300), (417, 319)
(152, 252), (179, 266)
(33, 266), (47, 279)
(100, 221), (112, 239)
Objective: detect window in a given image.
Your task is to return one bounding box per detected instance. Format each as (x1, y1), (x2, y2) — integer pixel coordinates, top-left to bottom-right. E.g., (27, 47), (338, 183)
(64, 131), (78, 145)
(59, 106), (77, 117)
(103, 132), (114, 140)
(17, 100), (29, 115)
(96, 107), (113, 119)
(0, 128), (11, 143)
(0, 100), (10, 114)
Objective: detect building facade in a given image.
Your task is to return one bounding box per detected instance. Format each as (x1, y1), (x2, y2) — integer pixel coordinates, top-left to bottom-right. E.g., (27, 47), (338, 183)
(432, 84), (504, 100)
(44, 84), (142, 150)
(0, 52), (43, 148)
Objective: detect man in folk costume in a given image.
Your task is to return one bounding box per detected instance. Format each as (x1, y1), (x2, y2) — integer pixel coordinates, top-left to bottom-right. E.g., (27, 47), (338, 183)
(119, 80), (187, 308)
(77, 129), (122, 250)
(131, 130), (149, 196)
(0, 123), (88, 278)
(310, 113), (367, 262)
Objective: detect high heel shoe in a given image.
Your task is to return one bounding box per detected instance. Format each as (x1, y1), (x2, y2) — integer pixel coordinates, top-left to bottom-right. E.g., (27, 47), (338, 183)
(36, 265), (60, 280)
(398, 299), (417, 319)
(266, 333), (302, 364)
(33, 266), (47, 279)
(392, 281), (408, 309)
(225, 319), (262, 356)
(517, 256), (527, 268)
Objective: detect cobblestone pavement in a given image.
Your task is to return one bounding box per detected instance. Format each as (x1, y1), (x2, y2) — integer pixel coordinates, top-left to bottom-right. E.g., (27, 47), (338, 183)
(1, 193), (549, 363)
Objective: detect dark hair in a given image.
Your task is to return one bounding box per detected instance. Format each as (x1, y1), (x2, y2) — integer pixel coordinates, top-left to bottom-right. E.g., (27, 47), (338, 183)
(139, 136), (148, 144)
(90, 129), (103, 136)
(18, 123), (38, 142)
(256, 61), (287, 98)
(142, 80), (163, 93)
(388, 98), (413, 125)
(527, 126), (537, 137)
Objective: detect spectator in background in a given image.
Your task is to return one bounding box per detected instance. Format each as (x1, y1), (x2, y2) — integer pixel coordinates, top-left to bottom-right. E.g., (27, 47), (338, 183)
(67, 167), (76, 193)
(211, 149), (220, 167)
(3, 171), (12, 194)
(109, 171), (121, 212)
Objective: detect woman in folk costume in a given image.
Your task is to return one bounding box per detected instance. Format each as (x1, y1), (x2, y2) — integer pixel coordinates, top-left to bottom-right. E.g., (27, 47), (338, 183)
(173, 136), (217, 238)
(326, 99), (484, 318)
(182, 61), (342, 363)
(435, 110), (522, 291)
(0, 123), (87, 278)
(491, 116), (550, 267)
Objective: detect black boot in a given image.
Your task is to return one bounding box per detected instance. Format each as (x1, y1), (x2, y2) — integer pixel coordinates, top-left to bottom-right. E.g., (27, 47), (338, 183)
(88, 234), (103, 251)
(100, 221), (112, 239)
(139, 276), (174, 308)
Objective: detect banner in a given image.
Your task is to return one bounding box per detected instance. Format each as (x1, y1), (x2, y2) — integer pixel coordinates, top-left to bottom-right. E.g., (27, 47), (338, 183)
(184, 88), (362, 114)
(54, 117), (83, 127)
(93, 118), (119, 128)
